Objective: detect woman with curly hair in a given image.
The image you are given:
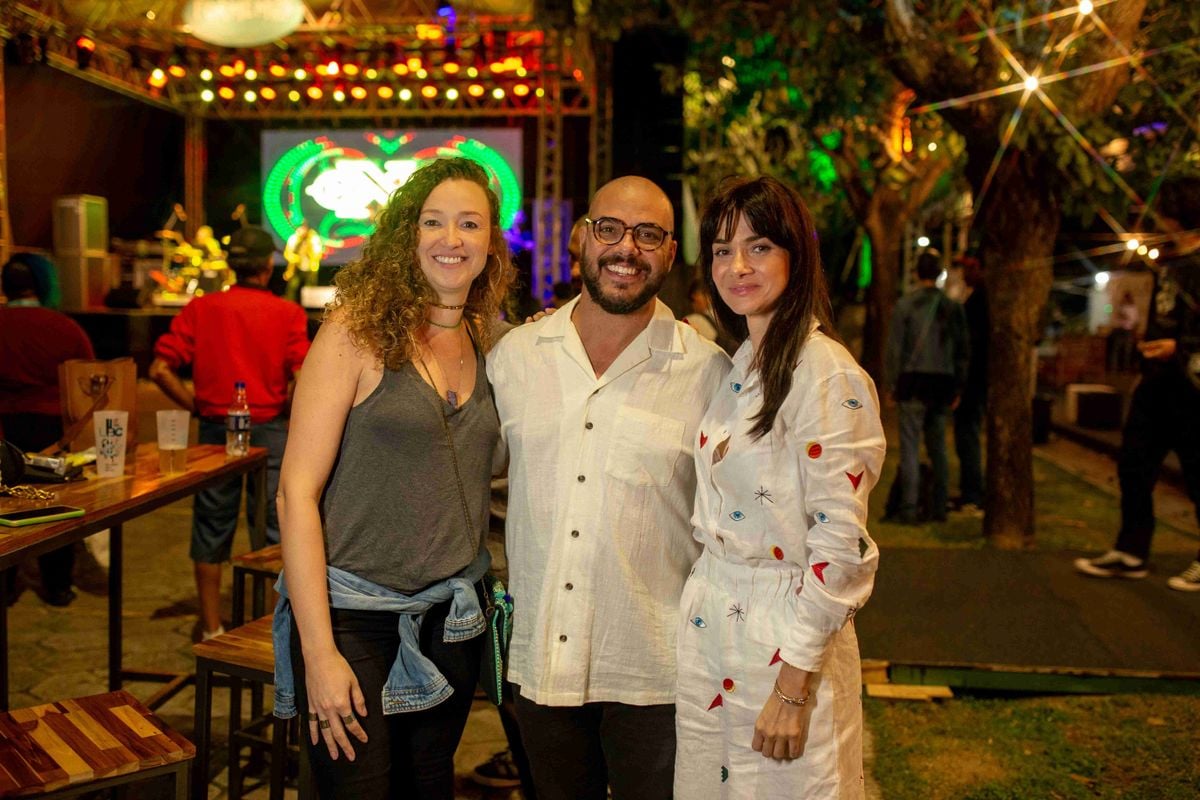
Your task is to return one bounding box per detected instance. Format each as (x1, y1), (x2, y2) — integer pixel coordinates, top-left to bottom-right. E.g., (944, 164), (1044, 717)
(676, 176), (885, 798)
(273, 158), (515, 799)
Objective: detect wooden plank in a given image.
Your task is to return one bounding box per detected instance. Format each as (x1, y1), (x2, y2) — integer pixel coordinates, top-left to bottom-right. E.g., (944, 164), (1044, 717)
(28, 720), (94, 785)
(108, 705), (161, 740)
(861, 659), (889, 685)
(866, 684), (954, 701)
(56, 701), (122, 751)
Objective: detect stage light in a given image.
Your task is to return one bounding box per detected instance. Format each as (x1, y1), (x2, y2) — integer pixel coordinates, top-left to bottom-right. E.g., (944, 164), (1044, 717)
(1125, 238), (1140, 250)
(307, 85), (323, 100)
(244, 89), (257, 102)
(417, 68), (428, 79)
(466, 66), (479, 78)
(513, 83), (530, 97)
(444, 62), (460, 74)
(407, 56), (422, 70)
(289, 89), (301, 101)
(245, 68), (258, 81)
(399, 88), (413, 101)
(393, 63), (409, 75)
(294, 68), (307, 80)
(344, 63), (359, 76)
(535, 87), (544, 98)
(722, 55), (736, 68)
(917, 235), (931, 247)
(269, 63), (287, 77)
(326, 60), (340, 76)
(351, 85), (368, 99)
(516, 67), (527, 77)
(1137, 244), (1148, 256)
(200, 68), (214, 81)
(220, 64), (236, 77)
(169, 64), (187, 78)
(201, 88), (215, 102)
(1148, 248), (1160, 260)
(1023, 75), (1039, 91)
(146, 9), (156, 20)
(421, 85), (438, 99)
(1079, 0), (1094, 13)
(416, 24), (443, 41)
(492, 87), (505, 99)
(333, 88), (346, 102)
(365, 67), (379, 79)
(378, 85), (395, 99)
(75, 35), (96, 70)
(218, 86), (235, 100)
(928, 142), (938, 152)
(573, 68), (584, 81)
(468, 83), (484, 97)
(446, 87), (459, 100)
(489, 61), (505, 73)
(234, 58), (246, 74)
(260, 86), (277, 100)
(148, 68), (168, 88)
(1095, 271), (1110, 287)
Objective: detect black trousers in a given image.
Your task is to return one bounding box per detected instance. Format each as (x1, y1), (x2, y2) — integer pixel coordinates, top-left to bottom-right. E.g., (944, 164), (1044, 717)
(514, 693), (676, 800)
(1114, 373), (1200, 561)
(290, 602), (482, 800)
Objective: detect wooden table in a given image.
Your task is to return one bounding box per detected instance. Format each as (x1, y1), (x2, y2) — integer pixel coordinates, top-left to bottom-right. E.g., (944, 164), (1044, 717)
(0, 444), (268, 711)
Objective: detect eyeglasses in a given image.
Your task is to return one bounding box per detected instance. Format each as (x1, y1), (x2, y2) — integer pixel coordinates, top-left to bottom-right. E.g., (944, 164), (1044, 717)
(585, 217), (672, 250)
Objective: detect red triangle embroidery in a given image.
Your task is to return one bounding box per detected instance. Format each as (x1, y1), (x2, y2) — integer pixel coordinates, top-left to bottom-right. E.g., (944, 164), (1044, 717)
(707, 694), (724, 710)
(812, 562), (829, 583)
(847, 471), (864, 490)
(769, 648), (782, 666)
(700, 432), (708, 448)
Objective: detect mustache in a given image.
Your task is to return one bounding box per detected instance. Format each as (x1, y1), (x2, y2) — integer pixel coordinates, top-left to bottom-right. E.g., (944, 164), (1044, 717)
(597, 253), (650, 272)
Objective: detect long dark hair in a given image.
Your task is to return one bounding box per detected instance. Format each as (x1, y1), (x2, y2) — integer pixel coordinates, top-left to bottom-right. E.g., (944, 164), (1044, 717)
(700, 176), (837, 440)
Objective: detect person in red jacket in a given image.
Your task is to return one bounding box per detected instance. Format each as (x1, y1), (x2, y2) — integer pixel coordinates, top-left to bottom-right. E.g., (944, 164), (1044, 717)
(150, 226), (310, 639)
(0, 256), (95, 606)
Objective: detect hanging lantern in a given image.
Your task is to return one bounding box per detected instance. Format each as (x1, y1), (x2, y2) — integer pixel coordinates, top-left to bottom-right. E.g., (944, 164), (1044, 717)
(183, 0), (305, 48)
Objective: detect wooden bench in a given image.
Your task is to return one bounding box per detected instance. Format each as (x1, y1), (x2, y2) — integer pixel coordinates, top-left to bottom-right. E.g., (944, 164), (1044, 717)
(0, 690), (193, 798)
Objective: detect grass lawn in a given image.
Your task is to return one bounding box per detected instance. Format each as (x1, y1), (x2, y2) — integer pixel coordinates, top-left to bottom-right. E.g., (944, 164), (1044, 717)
(863, 418), (1200, 798)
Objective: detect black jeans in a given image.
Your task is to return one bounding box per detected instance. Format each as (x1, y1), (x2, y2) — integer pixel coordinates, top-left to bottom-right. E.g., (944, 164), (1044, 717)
(514, 694), (675, 800)
(290, 602), (482, 800)
(1115, 374), (1200, 561)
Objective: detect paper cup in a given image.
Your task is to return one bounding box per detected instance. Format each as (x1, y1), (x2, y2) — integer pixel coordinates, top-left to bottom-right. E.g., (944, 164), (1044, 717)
(93, 410), (129, 478)
(156, 409), (191, 474)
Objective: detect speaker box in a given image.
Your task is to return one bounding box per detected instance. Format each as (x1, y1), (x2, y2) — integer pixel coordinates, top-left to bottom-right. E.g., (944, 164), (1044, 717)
(57, 254), (118, 310)
(53, 195), (109, 257)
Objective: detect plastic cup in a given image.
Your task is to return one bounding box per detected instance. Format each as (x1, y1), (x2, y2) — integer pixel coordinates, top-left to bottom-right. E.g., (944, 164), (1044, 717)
(156, 409), (191, 474)
(93, 410), (129, 478)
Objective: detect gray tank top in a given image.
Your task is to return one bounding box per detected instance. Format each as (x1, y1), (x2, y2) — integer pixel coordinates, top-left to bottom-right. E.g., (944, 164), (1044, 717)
(321, 343), (497, 592)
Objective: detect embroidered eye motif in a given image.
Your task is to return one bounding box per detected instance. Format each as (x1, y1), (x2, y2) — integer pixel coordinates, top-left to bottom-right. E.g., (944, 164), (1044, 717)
(690, 616), (708, 628)
(729, 510), (745, 522)
(815, 511), (831, 524)
(730, 381), (743, 393)
(842, 398), (863, 410)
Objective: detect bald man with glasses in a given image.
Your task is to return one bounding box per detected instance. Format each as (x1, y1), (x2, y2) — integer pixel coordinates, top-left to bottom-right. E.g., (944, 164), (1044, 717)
(487, 177), (730, 799)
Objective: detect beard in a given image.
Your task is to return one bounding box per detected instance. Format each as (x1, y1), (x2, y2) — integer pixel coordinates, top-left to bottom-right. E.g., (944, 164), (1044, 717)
(581, 253), (666, 315)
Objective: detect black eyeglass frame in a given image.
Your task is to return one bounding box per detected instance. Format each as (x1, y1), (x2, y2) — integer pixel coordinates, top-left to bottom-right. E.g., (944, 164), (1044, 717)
(584, 216), (674, 251)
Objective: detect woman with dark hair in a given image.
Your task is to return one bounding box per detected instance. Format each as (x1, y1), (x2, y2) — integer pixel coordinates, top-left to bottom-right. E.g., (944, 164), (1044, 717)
(676, 176), (885, 798)
(273, 158), (515, 799)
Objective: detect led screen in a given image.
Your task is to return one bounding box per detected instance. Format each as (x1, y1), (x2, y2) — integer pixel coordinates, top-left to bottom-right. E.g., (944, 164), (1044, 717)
(261, 128), (523, 265)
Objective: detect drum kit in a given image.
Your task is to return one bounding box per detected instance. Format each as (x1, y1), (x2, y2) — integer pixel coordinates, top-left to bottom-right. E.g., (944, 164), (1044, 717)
(149, 203), (244, 302)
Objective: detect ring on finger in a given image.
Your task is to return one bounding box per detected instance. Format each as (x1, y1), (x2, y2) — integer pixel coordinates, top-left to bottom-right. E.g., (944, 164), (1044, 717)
(341, 713), (356, 726)
(318, 718), (331, 730)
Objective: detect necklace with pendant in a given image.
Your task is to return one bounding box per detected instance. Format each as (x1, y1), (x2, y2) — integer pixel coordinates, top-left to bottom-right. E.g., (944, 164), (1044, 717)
(419, 325), (466, 408)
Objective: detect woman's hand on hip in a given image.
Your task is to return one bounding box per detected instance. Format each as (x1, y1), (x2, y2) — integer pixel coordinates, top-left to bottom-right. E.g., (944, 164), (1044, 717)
(752, 663), (814, 761)
(304, 649), (370, 760)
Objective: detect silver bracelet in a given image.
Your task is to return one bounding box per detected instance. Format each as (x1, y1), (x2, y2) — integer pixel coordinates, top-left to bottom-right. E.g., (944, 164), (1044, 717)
(773, 681), (809, 707)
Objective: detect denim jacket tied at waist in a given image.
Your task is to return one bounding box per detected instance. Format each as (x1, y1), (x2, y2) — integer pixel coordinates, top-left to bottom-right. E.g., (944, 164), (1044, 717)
(273, 546), (489, 718)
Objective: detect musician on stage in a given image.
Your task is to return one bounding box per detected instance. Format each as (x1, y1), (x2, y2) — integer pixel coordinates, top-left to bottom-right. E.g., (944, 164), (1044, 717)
(284, 220), (323, 302)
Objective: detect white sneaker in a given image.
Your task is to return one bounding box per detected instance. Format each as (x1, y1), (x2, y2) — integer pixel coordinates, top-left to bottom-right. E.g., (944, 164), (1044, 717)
(201, 624), (226, 641)
(1073, 550), (1148, 579)
(1167, 561), (1200, 592)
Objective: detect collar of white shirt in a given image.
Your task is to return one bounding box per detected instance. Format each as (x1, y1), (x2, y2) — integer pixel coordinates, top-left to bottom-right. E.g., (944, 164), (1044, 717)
(535, 295), (687, 382)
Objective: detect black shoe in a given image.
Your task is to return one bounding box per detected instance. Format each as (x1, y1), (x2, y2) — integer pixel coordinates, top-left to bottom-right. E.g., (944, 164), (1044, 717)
(41, 587), (77, 607)
(1073, 550), (1148, 579)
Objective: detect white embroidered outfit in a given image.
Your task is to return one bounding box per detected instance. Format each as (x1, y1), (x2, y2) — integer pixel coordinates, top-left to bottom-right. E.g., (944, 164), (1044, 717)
(676, 327), (885, 798)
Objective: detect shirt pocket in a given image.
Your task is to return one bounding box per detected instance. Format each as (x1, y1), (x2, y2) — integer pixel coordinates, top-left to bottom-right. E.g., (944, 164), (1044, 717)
(604, 406), (686, 488)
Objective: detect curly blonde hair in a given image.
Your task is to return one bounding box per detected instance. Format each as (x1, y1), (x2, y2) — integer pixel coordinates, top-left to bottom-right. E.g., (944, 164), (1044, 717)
(329, 158), (516, 369)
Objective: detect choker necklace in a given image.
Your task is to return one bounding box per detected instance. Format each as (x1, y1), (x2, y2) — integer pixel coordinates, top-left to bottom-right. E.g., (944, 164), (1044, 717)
(432, 302), (466, 310)
(428, 317), (465, 329)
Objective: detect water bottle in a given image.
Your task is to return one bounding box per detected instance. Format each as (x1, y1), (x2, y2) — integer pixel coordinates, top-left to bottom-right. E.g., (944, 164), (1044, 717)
(226, 381), (251, 456)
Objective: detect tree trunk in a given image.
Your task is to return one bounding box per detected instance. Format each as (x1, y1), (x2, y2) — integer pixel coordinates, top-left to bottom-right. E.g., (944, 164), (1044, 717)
(861, 216), (901, 381)
(976, 150), (1059, 549)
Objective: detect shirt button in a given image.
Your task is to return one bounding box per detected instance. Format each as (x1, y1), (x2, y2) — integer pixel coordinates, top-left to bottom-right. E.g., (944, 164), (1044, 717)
(585, 421), (594, 430)
(577, 475), (586, 482)
(570, 530), (580, 538)
(559, 634), (568, 642)
(565, 583), (574, 591)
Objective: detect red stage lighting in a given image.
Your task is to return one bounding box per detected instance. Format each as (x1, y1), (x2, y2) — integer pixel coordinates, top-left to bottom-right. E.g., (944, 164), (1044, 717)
(74, 35), (96, 70)
(148, 68), (168, 88)
(168, 64), (186, 79)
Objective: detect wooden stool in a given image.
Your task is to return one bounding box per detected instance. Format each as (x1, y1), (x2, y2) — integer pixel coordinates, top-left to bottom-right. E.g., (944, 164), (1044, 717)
(193, 615), (294, 800)
(0, 690), (193, 798)
(231, 544), (284, 626)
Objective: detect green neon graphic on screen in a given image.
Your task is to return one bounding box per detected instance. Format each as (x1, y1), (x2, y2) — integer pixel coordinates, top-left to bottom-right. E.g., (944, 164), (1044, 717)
(262, 129), (523, 265)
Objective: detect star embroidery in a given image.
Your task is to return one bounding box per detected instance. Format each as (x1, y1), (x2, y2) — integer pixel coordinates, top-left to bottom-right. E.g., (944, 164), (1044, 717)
(754, 486), (775, 505)
(727, 603), (745, 622)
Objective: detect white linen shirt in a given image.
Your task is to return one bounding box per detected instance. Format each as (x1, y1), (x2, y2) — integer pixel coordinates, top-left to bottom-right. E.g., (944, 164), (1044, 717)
(488, 297), (731, 706)
(691, 327), (886, 672)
